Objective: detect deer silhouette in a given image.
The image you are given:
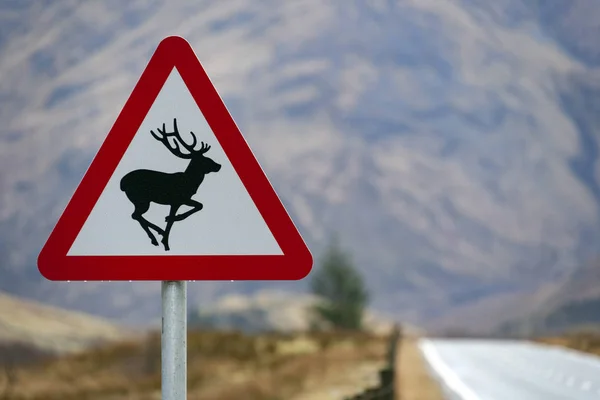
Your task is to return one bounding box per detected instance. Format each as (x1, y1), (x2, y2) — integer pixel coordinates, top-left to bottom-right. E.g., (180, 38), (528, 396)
(120, 118), (221, 251)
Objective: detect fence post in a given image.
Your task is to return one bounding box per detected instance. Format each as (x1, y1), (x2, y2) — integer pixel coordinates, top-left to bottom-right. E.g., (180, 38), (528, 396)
(390, 324), (401, 400)
(344, 324), (402, 400)
(379, 367), (394, 387)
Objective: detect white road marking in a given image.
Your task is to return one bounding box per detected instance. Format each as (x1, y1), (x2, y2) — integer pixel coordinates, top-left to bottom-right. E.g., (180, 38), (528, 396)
(581, 380), (591, 390)
(419, 340), (481, 400)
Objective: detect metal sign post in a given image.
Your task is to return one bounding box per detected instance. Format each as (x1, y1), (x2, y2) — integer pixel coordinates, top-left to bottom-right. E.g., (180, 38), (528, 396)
(162, 281), (187, 400)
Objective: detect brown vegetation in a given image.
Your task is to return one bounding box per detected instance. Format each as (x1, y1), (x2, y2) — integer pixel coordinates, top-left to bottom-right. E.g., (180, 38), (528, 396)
(535, 331), (600, 357)
(0, 342), (55, 400)
(0, 329), (388, 400)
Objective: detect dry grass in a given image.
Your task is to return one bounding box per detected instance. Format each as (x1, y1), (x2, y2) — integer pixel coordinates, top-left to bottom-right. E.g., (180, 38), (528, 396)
(535, 332), (600, 357)
(395, 336), (444, 400)
(0, 330), (388, 400)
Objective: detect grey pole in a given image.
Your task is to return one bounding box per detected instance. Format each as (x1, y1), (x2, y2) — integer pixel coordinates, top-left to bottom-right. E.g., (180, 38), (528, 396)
(161, 281), (187, 400)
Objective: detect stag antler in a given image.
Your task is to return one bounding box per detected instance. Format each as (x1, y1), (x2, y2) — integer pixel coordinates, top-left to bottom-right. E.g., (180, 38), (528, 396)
(150, 118), (199, 159)
(197, 141), (211, 154)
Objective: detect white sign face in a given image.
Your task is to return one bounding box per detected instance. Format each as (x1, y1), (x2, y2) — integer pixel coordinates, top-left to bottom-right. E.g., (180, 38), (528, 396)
(68, 68), (283, 256)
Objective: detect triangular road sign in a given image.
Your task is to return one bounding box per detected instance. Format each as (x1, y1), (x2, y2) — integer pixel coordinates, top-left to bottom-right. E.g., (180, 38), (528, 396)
(38, 36), (313, 281)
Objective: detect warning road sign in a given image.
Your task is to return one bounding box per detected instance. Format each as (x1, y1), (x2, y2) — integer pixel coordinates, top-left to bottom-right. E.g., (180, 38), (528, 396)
(38, 36), (313, 281)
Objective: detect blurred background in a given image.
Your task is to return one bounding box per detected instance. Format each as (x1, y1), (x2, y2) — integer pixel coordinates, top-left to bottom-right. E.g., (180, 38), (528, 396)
(1, 0), (600, 399)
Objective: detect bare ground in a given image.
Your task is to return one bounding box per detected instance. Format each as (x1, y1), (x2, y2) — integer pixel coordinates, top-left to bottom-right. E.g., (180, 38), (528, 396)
(395, 336), (444, 400)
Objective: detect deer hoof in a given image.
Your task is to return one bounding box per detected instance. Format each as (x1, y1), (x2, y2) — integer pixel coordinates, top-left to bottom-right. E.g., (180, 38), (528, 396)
(150, 239), (159, 246)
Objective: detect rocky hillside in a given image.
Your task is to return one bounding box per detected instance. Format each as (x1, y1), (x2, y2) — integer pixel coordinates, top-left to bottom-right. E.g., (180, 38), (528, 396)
(0, 291), (129, 353)
(494, 259), (600, 337)
(1, 0), (600, 329)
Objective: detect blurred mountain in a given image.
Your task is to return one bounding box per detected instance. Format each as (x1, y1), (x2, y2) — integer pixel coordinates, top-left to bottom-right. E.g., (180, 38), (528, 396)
(1, 0), (600, 329)
(495, 259), (600, 337)
(188, 289), (397, 335)
(0, 290), (129, 353)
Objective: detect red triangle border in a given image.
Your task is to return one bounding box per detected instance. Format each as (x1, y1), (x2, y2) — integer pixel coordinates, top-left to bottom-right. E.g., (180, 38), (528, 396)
(37, 36), (313, 281)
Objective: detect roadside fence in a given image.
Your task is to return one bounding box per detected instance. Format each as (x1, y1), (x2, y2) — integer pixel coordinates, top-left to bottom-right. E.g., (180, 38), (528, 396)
(343, 324), (401, 400)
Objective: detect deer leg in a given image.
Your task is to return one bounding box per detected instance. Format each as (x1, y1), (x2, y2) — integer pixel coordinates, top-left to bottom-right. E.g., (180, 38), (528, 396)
(143, 219), (165, 236)
(166, 199), (204, 222)
(132, 203), (162, 246)
(162, 205), (180, 251)
(133, 217), (158, 246)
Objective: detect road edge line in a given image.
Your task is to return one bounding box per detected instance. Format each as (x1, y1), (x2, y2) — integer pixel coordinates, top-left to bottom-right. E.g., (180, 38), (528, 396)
(418, 340), (481, 400)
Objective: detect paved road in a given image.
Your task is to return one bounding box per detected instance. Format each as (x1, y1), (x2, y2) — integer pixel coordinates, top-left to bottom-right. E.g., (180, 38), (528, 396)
(420, 339), (600, 400)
